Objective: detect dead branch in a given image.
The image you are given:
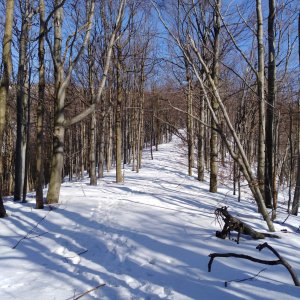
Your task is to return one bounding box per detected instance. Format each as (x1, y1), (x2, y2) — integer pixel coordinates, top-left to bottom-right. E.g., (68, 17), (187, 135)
(12, 206), (55, 249)
(256, 242), (300, 286)
(74, 284), (106, 300)
(215, 207), (280, 243)
(208, 242), (300, 286)
(224, 268), (267, 287)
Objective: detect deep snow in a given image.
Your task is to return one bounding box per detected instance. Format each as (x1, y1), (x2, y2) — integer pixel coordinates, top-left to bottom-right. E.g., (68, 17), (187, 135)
(1, 135), (300, 299)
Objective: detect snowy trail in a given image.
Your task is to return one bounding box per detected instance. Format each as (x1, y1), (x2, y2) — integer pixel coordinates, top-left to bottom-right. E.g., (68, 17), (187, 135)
(1, 135), (300, 299)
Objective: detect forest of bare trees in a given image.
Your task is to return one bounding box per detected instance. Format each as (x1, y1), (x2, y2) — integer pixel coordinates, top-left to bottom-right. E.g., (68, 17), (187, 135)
(0, 0), (299, 231)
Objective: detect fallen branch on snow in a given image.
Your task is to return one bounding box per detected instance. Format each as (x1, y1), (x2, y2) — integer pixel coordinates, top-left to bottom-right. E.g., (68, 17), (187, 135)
(12, 205), (59, 249)
(224, 268), (267, 287)
(74, 283), (105, 299)
(215, 207), (280, 243)
(208, 242), (300, 286)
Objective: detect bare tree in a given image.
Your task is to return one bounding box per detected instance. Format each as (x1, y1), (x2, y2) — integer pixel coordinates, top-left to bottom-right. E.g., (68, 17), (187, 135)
(46, 0), (96, 203)
(153, 0), (275, 231)
(46, 0), (126, 203)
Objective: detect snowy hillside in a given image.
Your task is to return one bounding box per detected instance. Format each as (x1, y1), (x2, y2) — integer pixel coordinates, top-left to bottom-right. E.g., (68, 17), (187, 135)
(1, 135), (300, 300)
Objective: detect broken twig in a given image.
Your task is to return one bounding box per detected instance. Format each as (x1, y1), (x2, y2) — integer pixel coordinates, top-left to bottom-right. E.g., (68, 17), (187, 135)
(74, 283), (105, 299)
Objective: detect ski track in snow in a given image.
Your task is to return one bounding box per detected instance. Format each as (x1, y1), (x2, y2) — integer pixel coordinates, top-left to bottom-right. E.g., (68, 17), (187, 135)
(1, 134), (300, 299)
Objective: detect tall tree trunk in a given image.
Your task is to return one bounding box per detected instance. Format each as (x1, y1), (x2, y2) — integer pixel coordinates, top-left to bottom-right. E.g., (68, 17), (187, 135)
(46, 4), (65, 204)
(98, 96), (105, 178)
(88, 41), (97, 185)
(115, 42), (123, 182)
(265, 0), (276, 209)
(23, 64), (32, 203)
(46, 0), (96, 202)
(106, 103), (113, 172)
(210, 0), (221, 193)
(89, 113), (97, 185)
(185, 34), (275, 231)
(197, 94), (205, 181)
(185, 60), (194, 176)
(36, 0), (45, 209)
(291, 13), (300, 215)
(138, 70), (145, 171)
(0, 0), (14, 217)
(14, 1), (30, 201)
(256, 0), (266, 203)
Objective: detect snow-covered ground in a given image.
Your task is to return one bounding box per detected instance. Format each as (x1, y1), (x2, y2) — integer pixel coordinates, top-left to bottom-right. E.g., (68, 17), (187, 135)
(1, 135), (300, 300)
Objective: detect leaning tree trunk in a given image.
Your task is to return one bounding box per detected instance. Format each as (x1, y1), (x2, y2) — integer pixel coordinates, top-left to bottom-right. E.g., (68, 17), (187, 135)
(0, 0), (14, 217)
(185, 36), (275, 231)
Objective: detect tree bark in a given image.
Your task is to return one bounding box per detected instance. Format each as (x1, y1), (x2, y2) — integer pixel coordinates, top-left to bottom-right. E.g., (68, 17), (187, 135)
(197, 93), (205, 181)
(186, 62), (194, 176)
(265, 0), (276, 209)
(256, 0), (267, 204)
(46, 0), (96, 203)
(46, 3), (65, 203)
(89, 113), (97, 185)
(35, 0), (45, 209)
(14, 1), (30, 201)
(115, 41), (123, 182)
(0, 0), (14, 217)
(291, 13), (300, 215)
(210, 0), (221, 193)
